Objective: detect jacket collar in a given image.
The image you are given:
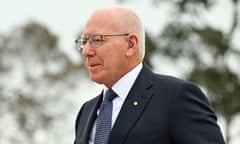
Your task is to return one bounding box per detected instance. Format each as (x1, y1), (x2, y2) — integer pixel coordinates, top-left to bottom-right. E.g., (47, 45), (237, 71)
(108, 64), (154, 144)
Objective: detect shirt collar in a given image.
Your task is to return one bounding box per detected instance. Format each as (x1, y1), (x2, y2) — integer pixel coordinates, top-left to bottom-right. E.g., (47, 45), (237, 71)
(110, 63), (143, 100)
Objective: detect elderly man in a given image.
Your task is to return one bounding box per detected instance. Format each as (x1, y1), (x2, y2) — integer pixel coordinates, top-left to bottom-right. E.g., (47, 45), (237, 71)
(74, 6), (225, 144)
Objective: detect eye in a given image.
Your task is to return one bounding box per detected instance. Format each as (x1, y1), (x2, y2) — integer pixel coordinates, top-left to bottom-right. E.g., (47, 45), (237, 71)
(80, 38), (88, 45)
(91, 35), (103, 43)
(93, 38), (102, 42)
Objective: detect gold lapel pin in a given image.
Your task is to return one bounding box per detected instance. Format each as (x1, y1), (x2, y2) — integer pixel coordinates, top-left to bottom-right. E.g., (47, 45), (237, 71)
(133, 101), (139, 106)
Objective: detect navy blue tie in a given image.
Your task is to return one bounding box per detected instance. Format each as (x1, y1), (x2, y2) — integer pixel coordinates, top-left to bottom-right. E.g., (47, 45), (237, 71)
(94, 89), (117, 144)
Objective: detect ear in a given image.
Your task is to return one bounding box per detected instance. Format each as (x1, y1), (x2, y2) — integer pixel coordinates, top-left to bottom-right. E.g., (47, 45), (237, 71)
(126, 34), (138, 57)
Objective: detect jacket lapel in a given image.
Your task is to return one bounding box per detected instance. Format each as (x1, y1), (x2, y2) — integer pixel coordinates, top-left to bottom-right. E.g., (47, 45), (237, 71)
(109, 64), (154, 144)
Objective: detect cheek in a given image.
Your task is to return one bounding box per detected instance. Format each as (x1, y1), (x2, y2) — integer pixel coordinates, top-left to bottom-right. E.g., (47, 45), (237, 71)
(104, 55), (119, 70)
(109, 53), (127, 75)
(102, 42), (128, 69)
(103, 51), (123, 73)
(108, 49), (126, 64)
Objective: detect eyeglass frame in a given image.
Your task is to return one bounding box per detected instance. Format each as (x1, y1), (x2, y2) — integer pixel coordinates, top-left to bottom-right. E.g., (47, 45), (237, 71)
(75, 33), (129, 51)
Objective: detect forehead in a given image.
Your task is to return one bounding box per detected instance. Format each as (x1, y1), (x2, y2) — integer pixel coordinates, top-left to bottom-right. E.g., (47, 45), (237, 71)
(83, 10), (121, 35)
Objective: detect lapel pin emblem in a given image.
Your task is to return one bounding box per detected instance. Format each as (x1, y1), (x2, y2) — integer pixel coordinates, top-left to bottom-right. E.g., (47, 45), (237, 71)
(133, 101), (138, 106)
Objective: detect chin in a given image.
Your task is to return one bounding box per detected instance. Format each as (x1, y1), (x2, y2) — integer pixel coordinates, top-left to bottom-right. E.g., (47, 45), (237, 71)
(89, 74), (104, 84)
(89, 71), (112, 86)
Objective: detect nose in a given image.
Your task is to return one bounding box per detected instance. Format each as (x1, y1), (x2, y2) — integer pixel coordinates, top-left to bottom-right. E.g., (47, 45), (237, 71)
(81, 43), (96, 57)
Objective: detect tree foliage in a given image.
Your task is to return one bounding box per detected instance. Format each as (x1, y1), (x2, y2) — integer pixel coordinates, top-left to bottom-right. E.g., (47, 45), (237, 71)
(0, 22), (84, 144)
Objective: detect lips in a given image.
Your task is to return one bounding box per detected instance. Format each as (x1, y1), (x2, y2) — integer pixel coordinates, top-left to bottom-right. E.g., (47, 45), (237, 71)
(88, 63), (102, 71)
(90, 63), (100, 67)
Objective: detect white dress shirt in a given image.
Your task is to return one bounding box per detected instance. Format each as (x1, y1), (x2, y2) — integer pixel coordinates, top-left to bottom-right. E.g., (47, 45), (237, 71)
(88, 63), (143, 144)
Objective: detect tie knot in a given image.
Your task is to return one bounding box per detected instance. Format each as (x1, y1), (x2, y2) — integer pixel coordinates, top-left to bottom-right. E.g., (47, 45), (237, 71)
(105, 89), (117, 101)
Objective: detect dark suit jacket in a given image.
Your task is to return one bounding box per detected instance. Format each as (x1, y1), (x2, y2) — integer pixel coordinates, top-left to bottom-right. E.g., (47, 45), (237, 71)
(74, 64), (225, 144)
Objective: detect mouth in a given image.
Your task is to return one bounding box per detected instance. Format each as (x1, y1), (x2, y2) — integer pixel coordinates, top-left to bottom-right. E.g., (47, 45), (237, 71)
(88, 63), (102, 71)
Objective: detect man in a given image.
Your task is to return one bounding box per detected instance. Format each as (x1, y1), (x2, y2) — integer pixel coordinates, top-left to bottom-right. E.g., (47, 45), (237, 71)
(74, 6), (225, 144)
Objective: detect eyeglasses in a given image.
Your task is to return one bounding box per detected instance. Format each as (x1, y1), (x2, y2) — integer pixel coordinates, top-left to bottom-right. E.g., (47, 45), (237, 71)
(75, 33), (129, 51)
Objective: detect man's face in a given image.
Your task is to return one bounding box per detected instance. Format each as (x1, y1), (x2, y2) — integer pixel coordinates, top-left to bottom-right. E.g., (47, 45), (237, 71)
(81, 13), (129, 88)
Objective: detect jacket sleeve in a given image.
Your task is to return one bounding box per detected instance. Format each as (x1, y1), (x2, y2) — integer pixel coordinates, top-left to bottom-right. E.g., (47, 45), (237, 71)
(170, 82), (225, 144)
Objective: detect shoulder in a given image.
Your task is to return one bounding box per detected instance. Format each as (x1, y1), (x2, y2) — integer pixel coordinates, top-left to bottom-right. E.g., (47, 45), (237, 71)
(141, 63), (189, 85)
(139, 63), (202, 93)
(153, 73), (200, 91)
(153, 73), (205, 98)
(140, 64), (205, 99)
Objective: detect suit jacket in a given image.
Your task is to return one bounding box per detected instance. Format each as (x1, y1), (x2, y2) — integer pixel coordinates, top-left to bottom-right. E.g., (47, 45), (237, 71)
(74, 64), (225, 144)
